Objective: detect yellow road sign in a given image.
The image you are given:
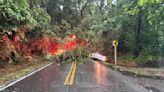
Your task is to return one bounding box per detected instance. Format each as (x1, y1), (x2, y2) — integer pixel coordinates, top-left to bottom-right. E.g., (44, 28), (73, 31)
(112, 40), (118, 47)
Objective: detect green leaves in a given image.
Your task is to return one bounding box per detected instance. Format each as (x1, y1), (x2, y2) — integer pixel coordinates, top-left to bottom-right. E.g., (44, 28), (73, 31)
(31, 6), (51, 30)
(138, 0), (163, 6)
(123, 3), (140, 15)
(138, 0), (149, 6)
(0, 0), (35, 30)
(0, 0), (52, 36)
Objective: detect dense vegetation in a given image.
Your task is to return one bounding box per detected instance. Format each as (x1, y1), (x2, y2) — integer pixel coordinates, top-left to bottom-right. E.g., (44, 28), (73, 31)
(0, 0), (164, 67)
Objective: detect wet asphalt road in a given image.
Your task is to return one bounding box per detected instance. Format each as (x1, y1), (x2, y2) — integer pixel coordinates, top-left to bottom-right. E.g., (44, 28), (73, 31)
(1, 61), (150, 92)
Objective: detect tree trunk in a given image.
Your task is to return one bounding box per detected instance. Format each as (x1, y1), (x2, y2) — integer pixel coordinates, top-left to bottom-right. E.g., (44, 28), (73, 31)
(80, 0), (90, 19)
(134, 7), (142, 56)
(29, 0), (33, 9)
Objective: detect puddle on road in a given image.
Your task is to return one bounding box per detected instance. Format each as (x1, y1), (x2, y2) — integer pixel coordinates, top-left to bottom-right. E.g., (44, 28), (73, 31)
(145, 87), (161, 92)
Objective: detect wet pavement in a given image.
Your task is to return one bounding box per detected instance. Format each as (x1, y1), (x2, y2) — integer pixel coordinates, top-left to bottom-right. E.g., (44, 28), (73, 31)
(1, 61), (151, 92)
(134, 77), (164, 92)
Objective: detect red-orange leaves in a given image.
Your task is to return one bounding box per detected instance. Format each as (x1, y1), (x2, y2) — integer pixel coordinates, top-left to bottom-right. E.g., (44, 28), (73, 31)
(64, 41), (77, 51)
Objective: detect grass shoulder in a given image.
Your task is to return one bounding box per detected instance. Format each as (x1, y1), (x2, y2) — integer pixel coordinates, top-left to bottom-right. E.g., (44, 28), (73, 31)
(0, 56), (52, 87)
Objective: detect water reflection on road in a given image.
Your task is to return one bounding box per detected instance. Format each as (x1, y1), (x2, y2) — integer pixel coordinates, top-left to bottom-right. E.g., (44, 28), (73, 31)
(94, 62), (108, 86)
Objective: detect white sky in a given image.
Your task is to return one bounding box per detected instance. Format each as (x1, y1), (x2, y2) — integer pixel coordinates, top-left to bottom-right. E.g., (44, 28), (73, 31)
(112, 0), (117, 5)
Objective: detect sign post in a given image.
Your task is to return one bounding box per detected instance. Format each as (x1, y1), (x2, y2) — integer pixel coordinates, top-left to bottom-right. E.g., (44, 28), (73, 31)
(112, 40), (118, 65)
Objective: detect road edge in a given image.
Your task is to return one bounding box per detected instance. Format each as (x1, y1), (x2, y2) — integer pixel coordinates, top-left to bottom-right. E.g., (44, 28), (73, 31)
(101, 61), (164, 79)
(0, 62), (53, 91)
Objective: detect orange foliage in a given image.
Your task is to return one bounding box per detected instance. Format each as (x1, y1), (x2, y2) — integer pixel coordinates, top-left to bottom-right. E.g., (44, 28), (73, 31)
(0, 35), (15, 61)
(64, 41), (76, 51)
(0, 28), (88, 65)
(16, 25), (30, 39)
(76, 39), (87, 47)
(24, 36), (52, 55)
(0, 24), (31, 63)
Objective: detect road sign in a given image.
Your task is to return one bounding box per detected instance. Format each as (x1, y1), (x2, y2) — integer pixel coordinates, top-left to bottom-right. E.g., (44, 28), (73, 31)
(112, 40), (118, 65)
(112, 40), (118, 47)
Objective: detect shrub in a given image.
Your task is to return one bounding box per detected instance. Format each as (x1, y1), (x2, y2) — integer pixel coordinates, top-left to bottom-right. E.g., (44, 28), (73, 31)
(0, 0), (35, 30)
(31, 6), (51, 31)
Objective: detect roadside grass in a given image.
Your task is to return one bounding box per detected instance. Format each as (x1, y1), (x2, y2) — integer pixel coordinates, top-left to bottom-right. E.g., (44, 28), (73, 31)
(117, 53), (163, 68)
(106, 54), (164, 78)
(117, 54), (139, 67)
(118, 53), (136, 62)
(0, 57), (51, 87)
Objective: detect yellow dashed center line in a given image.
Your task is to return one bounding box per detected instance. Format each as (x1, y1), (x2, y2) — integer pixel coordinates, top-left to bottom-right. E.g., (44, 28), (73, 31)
(64, 62), (77, 85)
